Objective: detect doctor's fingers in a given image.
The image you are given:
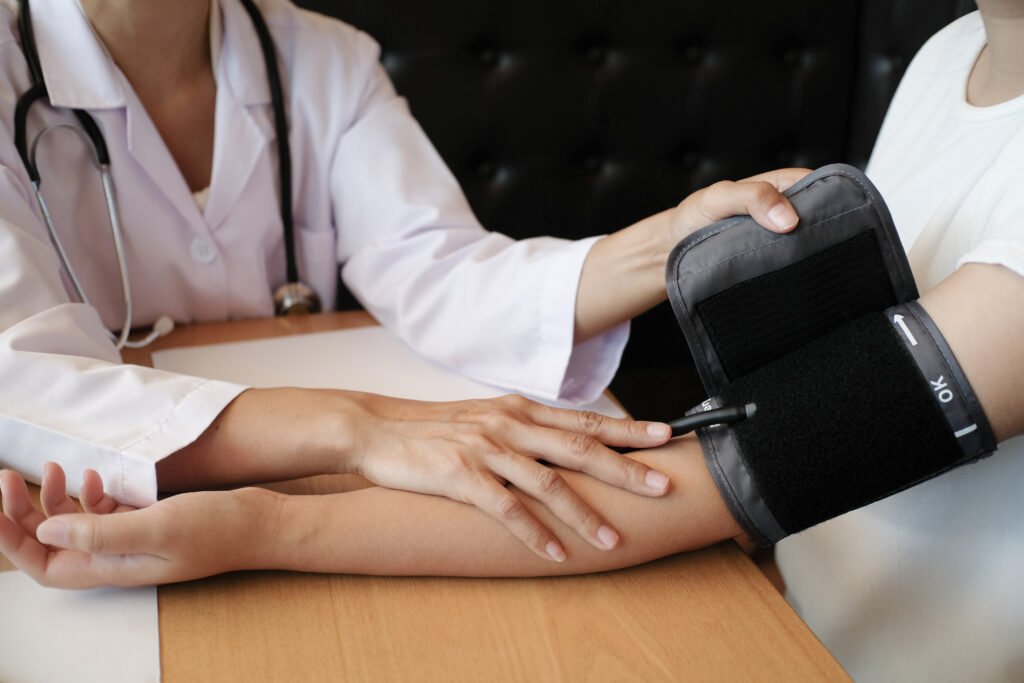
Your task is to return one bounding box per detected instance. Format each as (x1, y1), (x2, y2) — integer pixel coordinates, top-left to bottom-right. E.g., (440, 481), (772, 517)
(678, 168), (811, 234)
(739, 167), (812, 192)
(458, 473), (569, 563)
(486, 456), (620, 552)
(517, 400), (672, 448)
(506, 423), (670, 497)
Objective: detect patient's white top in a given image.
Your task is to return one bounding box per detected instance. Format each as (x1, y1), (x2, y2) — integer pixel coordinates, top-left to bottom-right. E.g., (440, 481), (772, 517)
(777, 12), (1024, 682)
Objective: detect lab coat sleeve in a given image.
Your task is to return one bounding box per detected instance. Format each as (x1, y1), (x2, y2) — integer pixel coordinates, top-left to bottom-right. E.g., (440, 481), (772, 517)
(331, 44), (629, 404)
(0, 166), (245, 507)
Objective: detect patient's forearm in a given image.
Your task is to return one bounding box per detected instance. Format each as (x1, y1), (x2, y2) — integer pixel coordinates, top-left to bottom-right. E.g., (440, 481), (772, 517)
(262, 437), (741, 577)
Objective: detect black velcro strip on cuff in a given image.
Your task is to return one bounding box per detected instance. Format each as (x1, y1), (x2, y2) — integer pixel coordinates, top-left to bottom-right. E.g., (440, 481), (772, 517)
(711, 312), (973, 540)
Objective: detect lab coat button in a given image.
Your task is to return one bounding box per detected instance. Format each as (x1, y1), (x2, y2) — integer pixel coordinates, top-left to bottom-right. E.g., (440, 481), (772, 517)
(190, 237), (217, 264)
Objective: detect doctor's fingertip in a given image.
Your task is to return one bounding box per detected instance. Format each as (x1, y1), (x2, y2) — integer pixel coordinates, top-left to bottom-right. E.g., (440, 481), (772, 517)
(36, 519), (70, 548)
(597, 525), (620, 550)
(767, 202), (799, 231)
(545, 541), (567, 562)
(645, 423), (672, 440)
(644, 470), (670, 494)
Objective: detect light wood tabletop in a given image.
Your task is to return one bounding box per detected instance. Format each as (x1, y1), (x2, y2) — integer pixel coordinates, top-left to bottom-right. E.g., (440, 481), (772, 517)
(1, 312), (849, 682)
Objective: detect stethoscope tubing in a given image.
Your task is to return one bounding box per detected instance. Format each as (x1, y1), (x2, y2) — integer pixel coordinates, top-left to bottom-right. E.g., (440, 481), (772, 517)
(13, 0), (313, 348)
(237, 0), (297, 285)
(28, 125), (131, 344)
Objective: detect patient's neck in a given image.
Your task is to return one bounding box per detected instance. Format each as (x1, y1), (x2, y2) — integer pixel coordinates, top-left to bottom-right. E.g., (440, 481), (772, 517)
(969, 2), (1024, 106)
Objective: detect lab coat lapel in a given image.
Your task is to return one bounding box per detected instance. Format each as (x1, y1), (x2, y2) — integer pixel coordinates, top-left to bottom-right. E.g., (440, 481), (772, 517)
(30, 0), (126, 109)
(203, 0), (275, 231)
(123, 92), (206, 232)
(34, 0), (205, 231)
(203, 81), (271, 231)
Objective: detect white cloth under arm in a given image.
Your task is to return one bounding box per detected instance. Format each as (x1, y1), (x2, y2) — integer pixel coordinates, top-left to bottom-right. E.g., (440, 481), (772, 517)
(777, 12), (1024, 683)
(0, 0), (628, 504)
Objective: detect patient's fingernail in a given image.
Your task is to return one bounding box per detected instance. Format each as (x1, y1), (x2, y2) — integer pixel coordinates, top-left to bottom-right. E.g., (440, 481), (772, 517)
(767, 203), (798, 231)
(646, 423), (671, 439)
(37, 520), (70, 548)
(597, 525), (620, 550)
(645, 470), (669, 493)
(545, 541), (566, 562)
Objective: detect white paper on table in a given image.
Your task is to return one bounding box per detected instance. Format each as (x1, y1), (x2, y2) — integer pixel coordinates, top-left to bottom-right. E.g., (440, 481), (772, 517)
(0, 571), (160, 683)
(152, 326), (627, 417)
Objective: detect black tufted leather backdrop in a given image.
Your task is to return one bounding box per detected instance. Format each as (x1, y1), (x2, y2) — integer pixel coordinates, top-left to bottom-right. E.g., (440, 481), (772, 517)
(298, 0), (975, 419)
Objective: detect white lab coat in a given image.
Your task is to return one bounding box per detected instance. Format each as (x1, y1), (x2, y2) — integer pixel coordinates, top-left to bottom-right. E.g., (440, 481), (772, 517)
(0, 0), (628, 506)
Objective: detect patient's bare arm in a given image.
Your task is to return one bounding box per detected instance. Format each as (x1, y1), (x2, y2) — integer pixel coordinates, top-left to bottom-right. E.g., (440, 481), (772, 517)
(0, 436), (740, 588)
(5, 264), (1021, 588)
(268, 435), (741, 577)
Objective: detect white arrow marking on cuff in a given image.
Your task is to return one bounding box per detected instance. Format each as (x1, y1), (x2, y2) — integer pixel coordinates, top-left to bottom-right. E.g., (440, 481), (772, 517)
(893, 314), (918, 346)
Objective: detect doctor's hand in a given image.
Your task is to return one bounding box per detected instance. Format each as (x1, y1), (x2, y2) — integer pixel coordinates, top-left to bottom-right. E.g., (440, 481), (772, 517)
(340, 393), (673, 563)
(575, 167), (811, 342)
(665, 167), (810, 245)
(157, 389), (672, 564)
(0, 465), (265, 588)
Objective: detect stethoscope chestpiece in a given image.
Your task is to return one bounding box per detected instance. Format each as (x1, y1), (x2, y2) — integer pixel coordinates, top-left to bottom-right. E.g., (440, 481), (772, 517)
(273, 281), (322, 316)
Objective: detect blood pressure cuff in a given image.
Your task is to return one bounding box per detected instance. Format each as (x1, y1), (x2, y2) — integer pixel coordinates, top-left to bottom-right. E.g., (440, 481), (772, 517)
(666, 164), (997, 545)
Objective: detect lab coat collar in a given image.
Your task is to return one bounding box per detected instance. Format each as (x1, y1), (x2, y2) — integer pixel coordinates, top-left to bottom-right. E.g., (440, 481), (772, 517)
(31, 0), (126, 109)
(219, 0), (272, 106)
(30, 0), (271, 110)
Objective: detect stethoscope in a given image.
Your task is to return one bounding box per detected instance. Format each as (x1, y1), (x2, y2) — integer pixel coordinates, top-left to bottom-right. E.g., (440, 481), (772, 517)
(14, 0), (321, 351)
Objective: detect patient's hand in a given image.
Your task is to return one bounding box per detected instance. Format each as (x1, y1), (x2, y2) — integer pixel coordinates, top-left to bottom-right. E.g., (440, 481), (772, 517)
(0, 436), (745, 587)
(0, 464), (273, 588)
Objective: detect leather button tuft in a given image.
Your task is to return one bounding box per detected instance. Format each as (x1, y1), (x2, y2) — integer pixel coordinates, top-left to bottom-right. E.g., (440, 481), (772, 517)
(475, 159), (497, 179)
(585, 44), (607, 65)
(582, 155), (603, 173)
(682, 44), (702, 64)
(476, 45), (499, 67)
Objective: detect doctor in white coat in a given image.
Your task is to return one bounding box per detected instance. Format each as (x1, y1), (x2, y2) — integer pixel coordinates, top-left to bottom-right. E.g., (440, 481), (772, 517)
(0, 0), (803, 561)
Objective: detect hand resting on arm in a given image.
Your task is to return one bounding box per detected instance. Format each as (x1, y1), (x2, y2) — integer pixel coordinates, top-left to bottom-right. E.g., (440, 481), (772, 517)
(0, 436), (740, 588)
(3, 263), (1021, 589)
(14, 166), (807, 568)
(151, 168), (813, 558)
(158, 390), (677, 561)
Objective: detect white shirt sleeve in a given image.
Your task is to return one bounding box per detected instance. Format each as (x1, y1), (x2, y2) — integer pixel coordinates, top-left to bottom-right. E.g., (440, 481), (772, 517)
(0, 166), (244, 507)
(330, 35), (628, 404)
(957, 174), (1024, 278)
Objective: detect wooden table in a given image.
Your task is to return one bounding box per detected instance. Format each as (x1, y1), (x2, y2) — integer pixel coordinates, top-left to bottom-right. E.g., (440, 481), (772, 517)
(1, 313), (848, 682)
